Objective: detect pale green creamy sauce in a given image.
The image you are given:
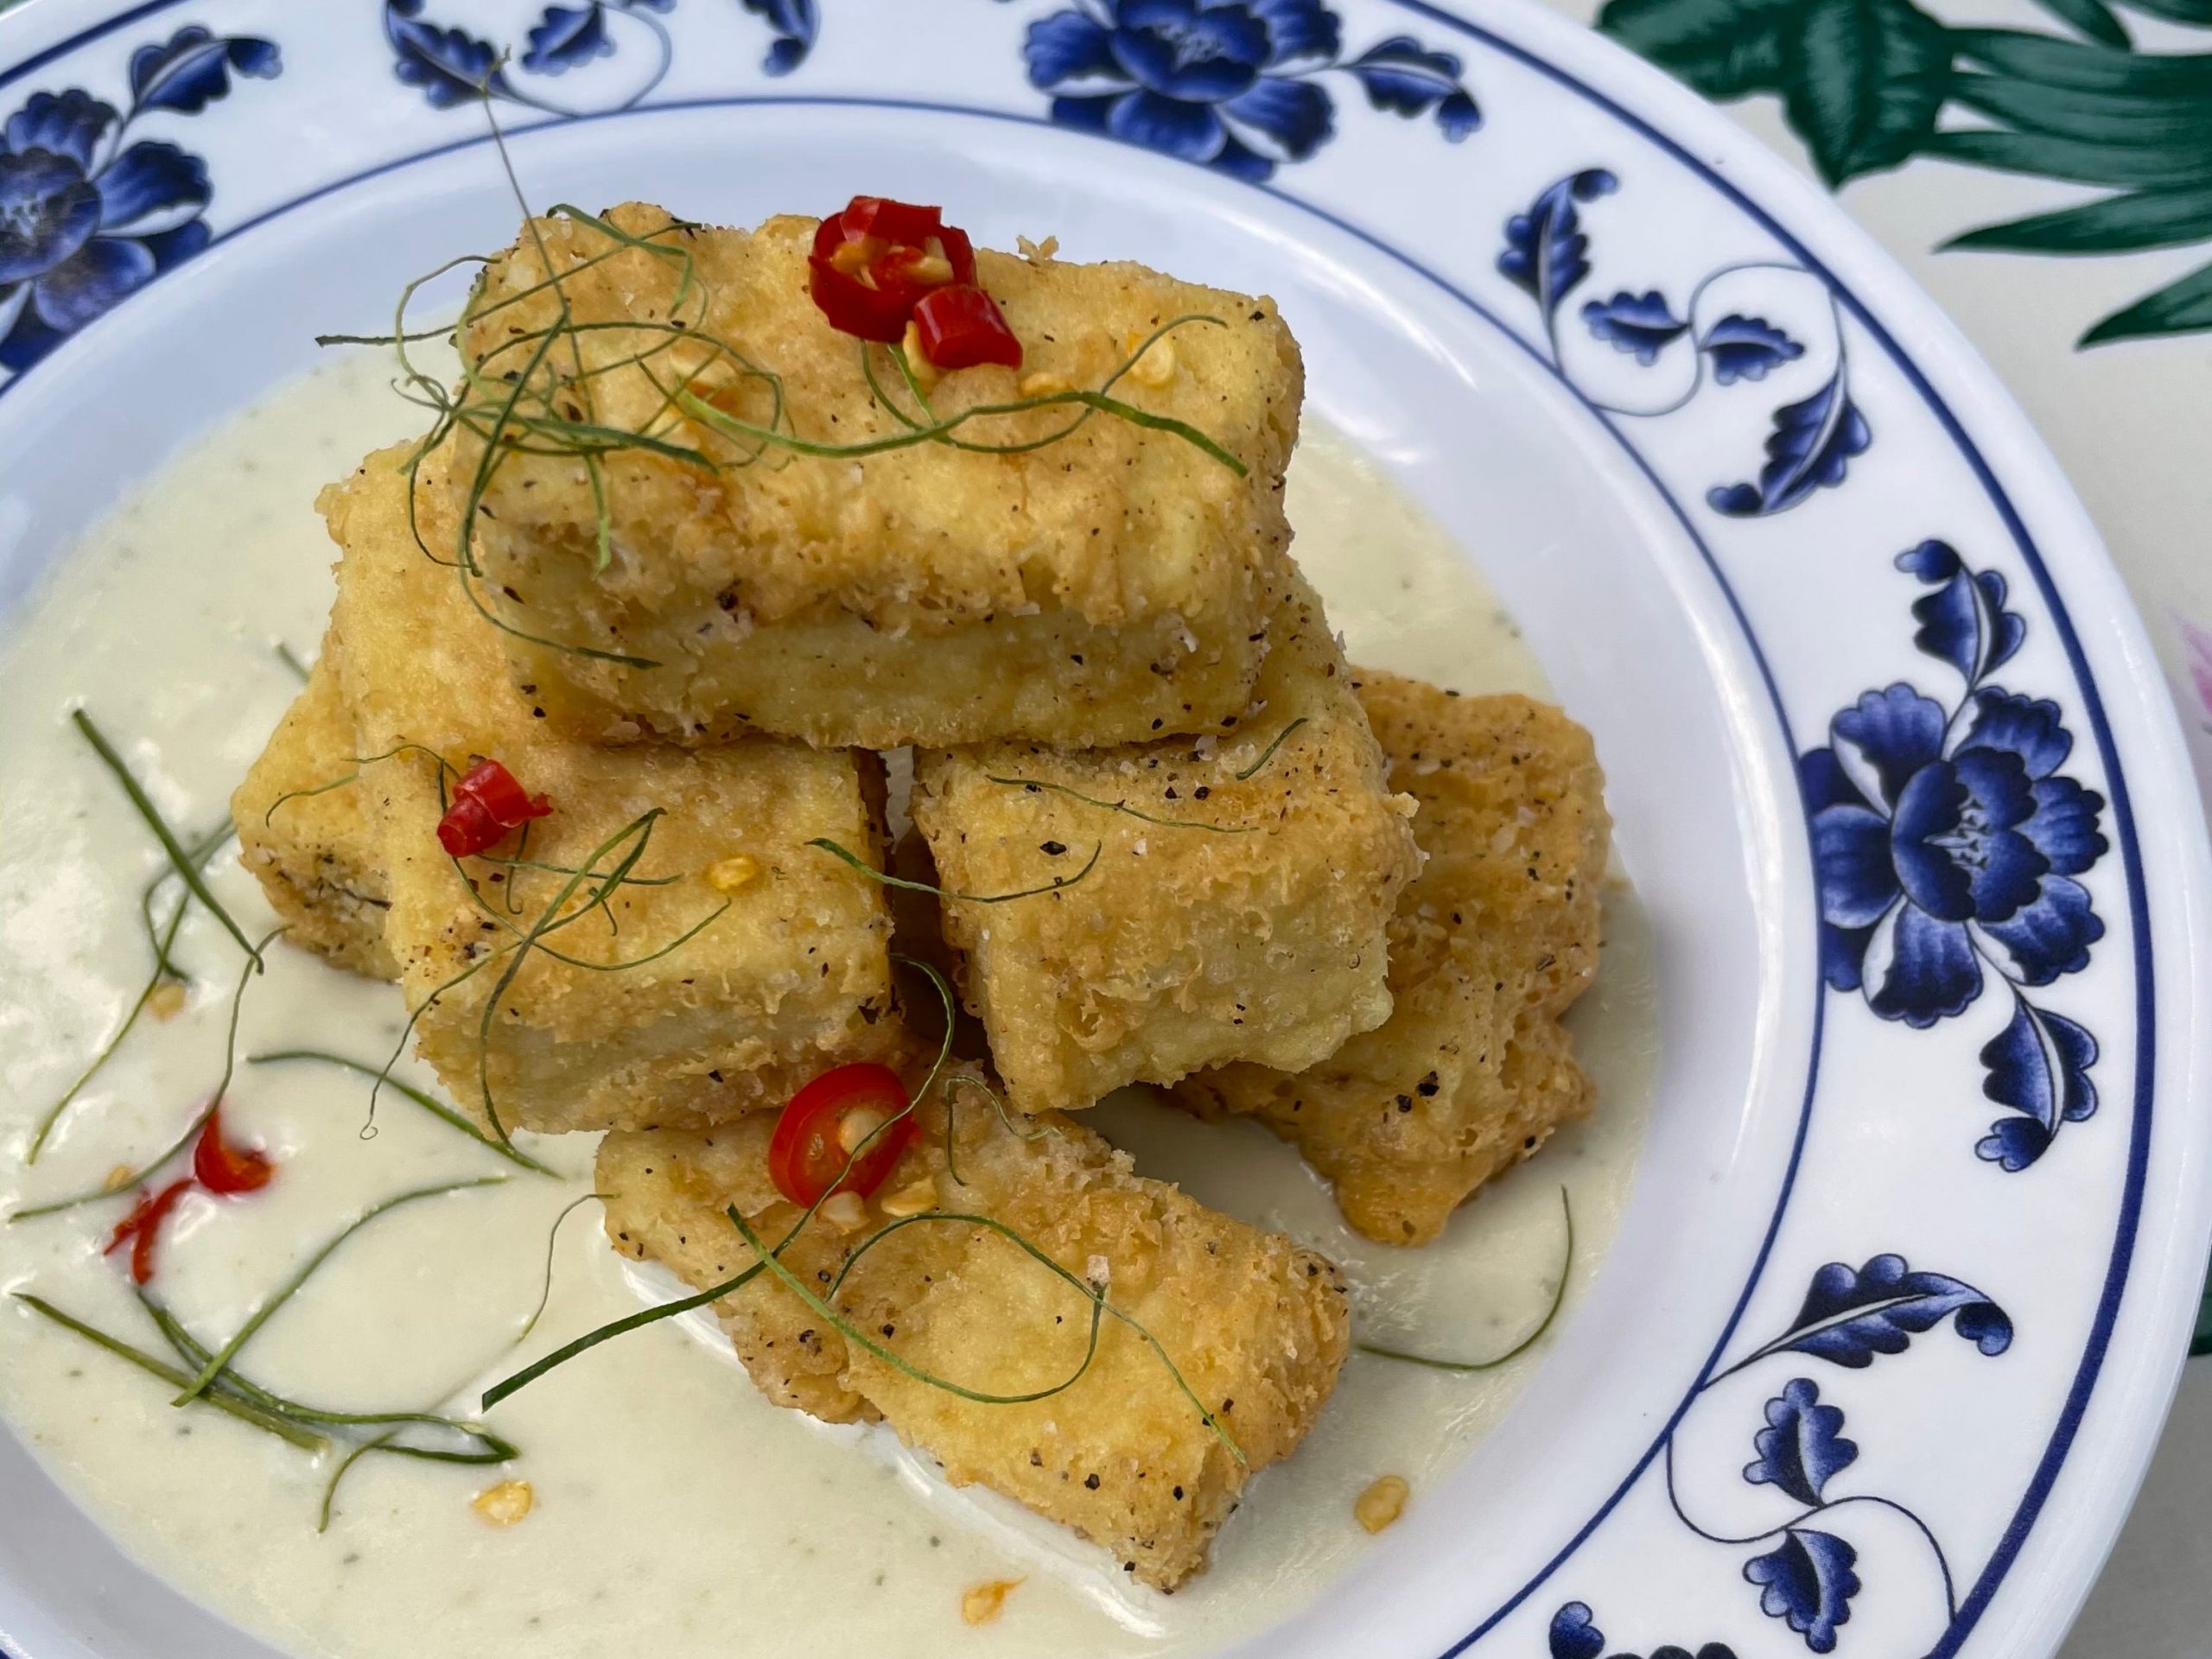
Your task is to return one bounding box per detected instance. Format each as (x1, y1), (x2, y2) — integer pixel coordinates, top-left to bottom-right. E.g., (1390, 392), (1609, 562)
(0, 353), (1656, 1657)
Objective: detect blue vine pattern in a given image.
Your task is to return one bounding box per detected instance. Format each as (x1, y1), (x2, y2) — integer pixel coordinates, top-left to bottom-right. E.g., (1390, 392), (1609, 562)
(1497, 168), (1870, 518)
(1009, 0), (1479, 184)
(381, 0), (816, 113)
(1804, 543), (2108, 1171)
(1554, 1255), (2012, 1656)
(0, 27), (279, 378)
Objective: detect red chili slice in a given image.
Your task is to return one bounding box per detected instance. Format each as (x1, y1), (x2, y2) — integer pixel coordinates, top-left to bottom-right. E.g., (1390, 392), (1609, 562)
(766, 1063), (916, 1208)
(437, 758), (552, 857)
(105, 1179), (194, 1286)
(193, 1105), (275, 1195)
(807, 195), (978, 344)
(912, 284), (1023, 371)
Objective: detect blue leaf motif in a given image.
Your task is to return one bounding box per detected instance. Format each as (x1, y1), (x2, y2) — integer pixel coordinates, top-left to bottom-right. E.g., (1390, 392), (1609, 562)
(1745, 1378), (1858, 1506)
(1582, 289), (1688, 364)
(1745, 1529), (1860, 1654)
(1500, 169), (1618, 318)
(524, 6), (613, 74)
(1707, 368), (1871, 516)
(1342, 37), (1481, 138)
(1755, 1254), (2012, 1370)
(1897, 540), (2026, 683)
(1700, 313), (1802, 385)
(385, 1), (512, 108)
(127, 27), (281, 117)
(1977, 995), (2099, 1171)
(1550, 1602), (1607, 1659)
(741, 0), (820, 76)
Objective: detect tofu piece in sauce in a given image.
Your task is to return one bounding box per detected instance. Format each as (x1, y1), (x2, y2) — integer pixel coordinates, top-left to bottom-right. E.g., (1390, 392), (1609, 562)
(911, 570), (1421, 1114)
(598, 1083), (1348, 1591)
(231, 640), (396, 981)
(1173, 676), (1611, 1245)
(452, 204), (1302, 750)
(309, 442), (898, 1135)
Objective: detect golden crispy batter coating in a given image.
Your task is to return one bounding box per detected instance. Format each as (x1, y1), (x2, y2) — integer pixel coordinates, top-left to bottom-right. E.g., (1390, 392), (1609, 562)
(320, 442), (898, 1135)
(911, 572), (1420, 1113)
(231, 640), (397, 981)
(454, 205), (1301, 749)
(1173, 675), (1610, 1245)
(598, 1087), (1348, 1591)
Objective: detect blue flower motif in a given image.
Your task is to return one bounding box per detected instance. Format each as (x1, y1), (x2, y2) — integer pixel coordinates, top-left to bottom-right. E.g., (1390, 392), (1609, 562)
(0, 27), (274, 382)
(1745, 1529), (1859, 1653)
(391, 0), (810, 111)
(1500, 168), (1617, 315)
(1707, 366), (1869, 515)
(1802, 683), (2106, 1025)
(1701, 313), (1801, 384)
(1548, 1602), (1739, 1659)
(1745, 1378), (1858, 1505)
(1021, 0), (1475, 182)
(1583, 289), (1688, 364)
(740, 0), (819, 76)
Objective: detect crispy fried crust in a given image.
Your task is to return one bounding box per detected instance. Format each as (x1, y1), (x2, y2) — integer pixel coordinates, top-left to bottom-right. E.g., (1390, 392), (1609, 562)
(1173, 676), (1610, 1245)
(231, 641), (397, 981)
(320, 442), (898, 1135)
(455, 205), (1302, 749)
(911, 571), (1421, 1113)
(598, 1090), (1348, 1590)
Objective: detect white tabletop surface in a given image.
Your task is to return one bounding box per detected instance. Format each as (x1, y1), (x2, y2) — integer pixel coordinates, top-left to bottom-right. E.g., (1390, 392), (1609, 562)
(1541, 0), (2212, 1644)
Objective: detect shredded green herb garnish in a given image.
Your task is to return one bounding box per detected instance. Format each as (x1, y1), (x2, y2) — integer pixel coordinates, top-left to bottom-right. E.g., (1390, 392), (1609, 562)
(984, 775), (1255, 834)
(1356, 1188), (1574, 1372)
(810, 836), (1102, 904)
(13, 926), (281, 1222)
(173, 1176), (507, 1405)
(14, 1278), (520, 1534)
(471, 809), (708, 1147)
(519, 1192), (612, 1342)
(26, 823), (232, 1164)
(481, 1269), (753, 1411)
(274, 641), (312, 683)
(141, 1293), (512, 1460)
(945, 1071), (1057, 1149)
(1232, 717), (1309, 781)
(261, 743), (460, 825)
(71, 709), (262, 966)
(14, 1294), (327, 1451)
(894, 954), (967, 1182)
(245, 1051), (556, 1175)
(729, 1203), (1107, 1406)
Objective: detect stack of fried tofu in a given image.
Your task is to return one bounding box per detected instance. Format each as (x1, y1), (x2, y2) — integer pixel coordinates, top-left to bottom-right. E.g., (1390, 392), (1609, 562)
(234, 204), (1608, 1589)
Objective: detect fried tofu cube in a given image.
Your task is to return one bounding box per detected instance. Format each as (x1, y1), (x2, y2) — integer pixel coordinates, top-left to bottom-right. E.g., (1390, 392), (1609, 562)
(598, 1085), (1348, 1590)
(321, 442), (898, 1136)
(453, 204), (1301, 749)
(232, 641), (397, 981)
(1173, 677), (1610, 1245)
(911, 572), (1420, 1113)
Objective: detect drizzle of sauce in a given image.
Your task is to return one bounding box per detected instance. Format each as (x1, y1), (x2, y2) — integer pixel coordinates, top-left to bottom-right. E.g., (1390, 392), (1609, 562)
(0, 356), (1655, 1657)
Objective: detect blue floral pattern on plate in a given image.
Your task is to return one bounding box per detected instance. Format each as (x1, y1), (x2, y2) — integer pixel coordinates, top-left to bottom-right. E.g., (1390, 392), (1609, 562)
(0, 27), (278, 374)
(1498, 167), (1871, 518)
(1555, 1255), (2012, 1656)
(1805, 542), (2107, 1169)
(383, 0), (816, 114)
(1013, 0), (1478, 181)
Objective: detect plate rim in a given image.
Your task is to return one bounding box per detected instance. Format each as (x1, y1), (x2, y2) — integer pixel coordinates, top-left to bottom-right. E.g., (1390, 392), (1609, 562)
(0, 3), (2203, 1656)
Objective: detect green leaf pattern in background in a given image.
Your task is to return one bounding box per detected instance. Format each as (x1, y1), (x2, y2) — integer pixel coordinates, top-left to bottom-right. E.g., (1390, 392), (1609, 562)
(1599, 0), (2212, 342)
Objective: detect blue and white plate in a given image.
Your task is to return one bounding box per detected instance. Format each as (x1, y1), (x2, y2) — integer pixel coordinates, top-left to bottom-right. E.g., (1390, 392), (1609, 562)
(1, 3), (2208, 1656)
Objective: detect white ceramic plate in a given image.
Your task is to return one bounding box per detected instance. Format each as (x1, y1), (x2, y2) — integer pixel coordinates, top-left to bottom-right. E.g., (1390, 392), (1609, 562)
(0, 2), (2208, 1656)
